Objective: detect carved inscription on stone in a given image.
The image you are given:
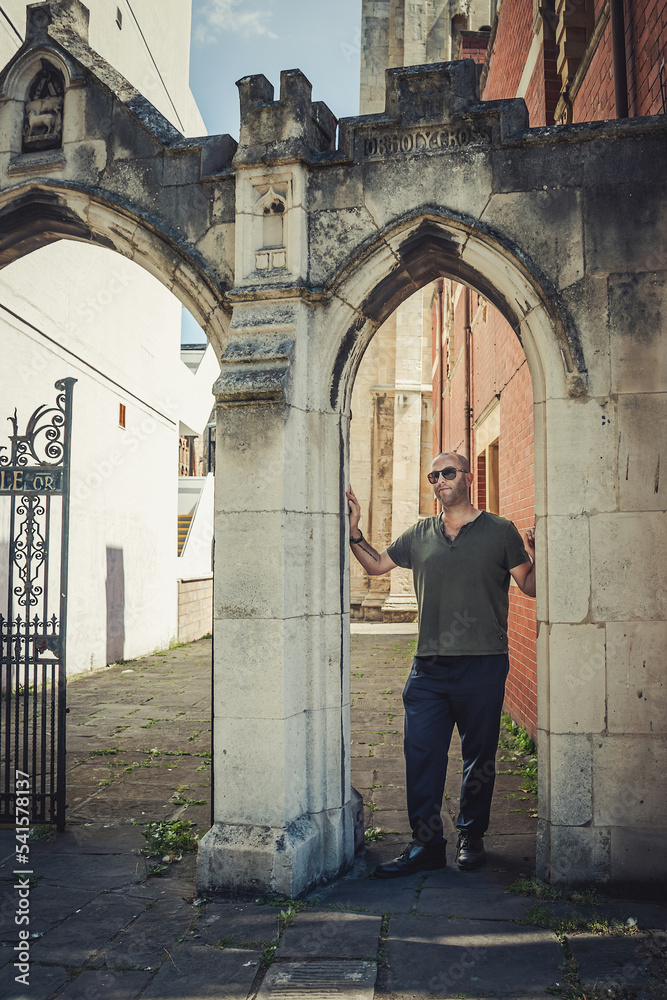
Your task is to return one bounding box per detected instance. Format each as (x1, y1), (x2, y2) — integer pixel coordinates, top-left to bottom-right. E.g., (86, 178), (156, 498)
(362, 124), (492, 158)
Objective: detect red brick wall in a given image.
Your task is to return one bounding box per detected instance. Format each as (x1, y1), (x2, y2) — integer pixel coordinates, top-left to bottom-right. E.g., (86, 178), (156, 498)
(498, 357), (537, 738)
(628, 0), (667, 116)
(435, 285), (537, 738)
(572, 1), (667, 121)
(484, 0), (667, 123)
(483, 0), (535, 101)
(572, 19), (614, 121)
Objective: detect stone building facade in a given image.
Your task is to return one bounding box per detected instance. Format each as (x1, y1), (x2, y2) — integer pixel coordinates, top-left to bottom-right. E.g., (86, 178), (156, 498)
(0, 0), (665, 899)
(0, 0), (216, 670)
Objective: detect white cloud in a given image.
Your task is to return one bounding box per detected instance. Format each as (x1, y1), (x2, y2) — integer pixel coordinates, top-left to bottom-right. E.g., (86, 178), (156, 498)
(193, 0), (277, 45)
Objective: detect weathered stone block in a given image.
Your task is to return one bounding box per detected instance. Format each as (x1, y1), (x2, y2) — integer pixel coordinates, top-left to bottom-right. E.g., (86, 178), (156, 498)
(548, 624), (606, 734)
(606, 621), (667, 734)
(609, 271), (667, 394)
(545, 823), (611, 885)
(593, 735), (667, 827)
(590, 513), (667, 621)
(545, 514), (590, 623)
(308, 206), (381, 288)
(482, 188), (584, 291)
(544, 397), (617, 516)
(197, 807), (354, 897)
(583, 180), (667, 275)
(362, 147), (493, 234)
(557, 275), (611, 398)
(617, 394), (666, 511)
(491, 140), (584, 195)
(549, 733), (592, 826)
(610, 827), (667, 897)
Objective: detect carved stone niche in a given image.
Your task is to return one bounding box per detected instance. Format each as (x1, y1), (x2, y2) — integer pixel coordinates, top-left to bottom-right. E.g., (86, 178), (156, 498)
(254, 184), (287, 271)
(22, 60), (64, 153)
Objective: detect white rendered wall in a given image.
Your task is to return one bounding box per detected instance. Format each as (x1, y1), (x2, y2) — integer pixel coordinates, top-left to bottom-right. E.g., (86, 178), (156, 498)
(0, 0), (205, 135)
(0, 3), (214, 673)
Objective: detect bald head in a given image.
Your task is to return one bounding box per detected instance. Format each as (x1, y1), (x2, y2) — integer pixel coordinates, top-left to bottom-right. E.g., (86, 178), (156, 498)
(431, 452), (470, 474)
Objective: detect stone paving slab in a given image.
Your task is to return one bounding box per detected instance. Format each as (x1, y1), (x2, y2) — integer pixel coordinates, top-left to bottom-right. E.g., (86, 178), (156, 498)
(0, 959), (69, 1000)
(385, 913), (564, 996)
(26, 824), (145, 855)
(568, 932), (664, 989)
(319, 876), (419, 914)
(5, 632), (662, 1000)
(141, 943), (261, 999)
(29, 894), (147, 966)
(195, 901), (280, 947)
(258, 960), (377, 1000)
(9, 884), (98, 937)
(97, 897), (197, 971)
(56, 970), (153, 1000)
(22, 851), (148, 892)
(527, 898), (667, 931)
(416, 882), (535, 921)
(277, 910), (382, 959)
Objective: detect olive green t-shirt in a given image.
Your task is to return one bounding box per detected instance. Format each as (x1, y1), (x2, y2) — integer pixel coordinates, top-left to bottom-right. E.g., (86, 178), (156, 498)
(386, 511), (530, 657)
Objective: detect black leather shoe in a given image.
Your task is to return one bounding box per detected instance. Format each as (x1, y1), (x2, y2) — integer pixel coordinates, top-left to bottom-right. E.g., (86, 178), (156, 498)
(456, 832), (486, 871)
(374, 840), (447, 879)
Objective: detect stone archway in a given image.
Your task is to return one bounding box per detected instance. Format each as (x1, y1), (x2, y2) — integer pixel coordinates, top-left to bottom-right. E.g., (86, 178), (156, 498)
(0, 183), (230, 352)
(2, 0), (666, 897)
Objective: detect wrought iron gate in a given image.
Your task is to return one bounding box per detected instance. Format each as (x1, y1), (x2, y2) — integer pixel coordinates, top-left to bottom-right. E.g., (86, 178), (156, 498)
(0, 378), (76, 829)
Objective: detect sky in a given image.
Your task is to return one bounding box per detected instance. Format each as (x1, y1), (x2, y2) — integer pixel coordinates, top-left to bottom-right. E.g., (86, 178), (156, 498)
(182, 0), (362, 342)
(188, 0), (362, 139)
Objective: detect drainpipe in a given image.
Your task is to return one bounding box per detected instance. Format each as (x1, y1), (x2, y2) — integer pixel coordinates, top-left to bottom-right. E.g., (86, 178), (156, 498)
(463, 287), (472, 465)
(610, 0), (629, 117)
(435, 278), (444, 454)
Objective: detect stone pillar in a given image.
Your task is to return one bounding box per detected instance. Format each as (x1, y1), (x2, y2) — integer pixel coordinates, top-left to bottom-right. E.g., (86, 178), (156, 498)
(349, 319), (396, 617)
(196, 311), (355, 896)
(381, 291), (423, 620)
(359, 387), (395, 619)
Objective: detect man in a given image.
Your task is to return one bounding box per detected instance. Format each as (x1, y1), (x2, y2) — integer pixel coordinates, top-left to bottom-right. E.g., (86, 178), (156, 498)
(346, 452), (535, 878)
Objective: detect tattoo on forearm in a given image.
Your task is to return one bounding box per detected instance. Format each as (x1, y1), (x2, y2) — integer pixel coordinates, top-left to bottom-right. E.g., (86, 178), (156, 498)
(358, 541), (378, 562)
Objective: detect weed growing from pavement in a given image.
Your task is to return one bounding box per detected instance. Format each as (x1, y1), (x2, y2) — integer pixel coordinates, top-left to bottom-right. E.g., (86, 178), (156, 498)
(28, 824), (56, 841)
(256, 895), (309, 912)
(521, 902), (640, 935)
(147, 863), (169, 877)
(499, 714), (537, 801)
(506, 875), (604, 906)
(141, 819), (199, 857)
(546, 935), (667, 1000)
(364, 827), (386, 842)
(377, 911), (390, 965)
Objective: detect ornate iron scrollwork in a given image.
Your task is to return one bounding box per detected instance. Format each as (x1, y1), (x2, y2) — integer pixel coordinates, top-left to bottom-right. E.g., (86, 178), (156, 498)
(0, 378), (75, 830)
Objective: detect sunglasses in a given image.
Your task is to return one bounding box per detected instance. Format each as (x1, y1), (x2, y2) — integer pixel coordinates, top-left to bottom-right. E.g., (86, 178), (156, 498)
(427, 467), (467, 484)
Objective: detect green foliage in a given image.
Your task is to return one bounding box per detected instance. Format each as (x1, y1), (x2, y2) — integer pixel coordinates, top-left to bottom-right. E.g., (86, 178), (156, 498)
(521, 902), (638, 935)
(364, 827), (386, 842)
(141, 819), (199, 857)
(256, 895), (308, 912)
(147, 863), (169, 877)
(28, 824), (56, 841)
(506, 875), (604, 906)
(499, 715), (537, 796)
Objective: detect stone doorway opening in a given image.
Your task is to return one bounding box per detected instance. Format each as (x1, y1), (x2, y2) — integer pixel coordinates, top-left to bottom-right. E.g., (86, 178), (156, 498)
(346, 239), (539, 867)
(349, 275), (537, 742)
(0, 234), (218, 830)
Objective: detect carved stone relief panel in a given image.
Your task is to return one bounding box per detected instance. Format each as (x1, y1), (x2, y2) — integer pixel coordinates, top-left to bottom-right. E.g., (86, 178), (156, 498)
(22, 60), (64, 153)
(254, 184), (288, 271)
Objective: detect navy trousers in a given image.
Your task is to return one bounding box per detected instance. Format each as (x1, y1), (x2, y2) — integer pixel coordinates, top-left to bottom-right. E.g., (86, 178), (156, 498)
(402, 653), (510, 844)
